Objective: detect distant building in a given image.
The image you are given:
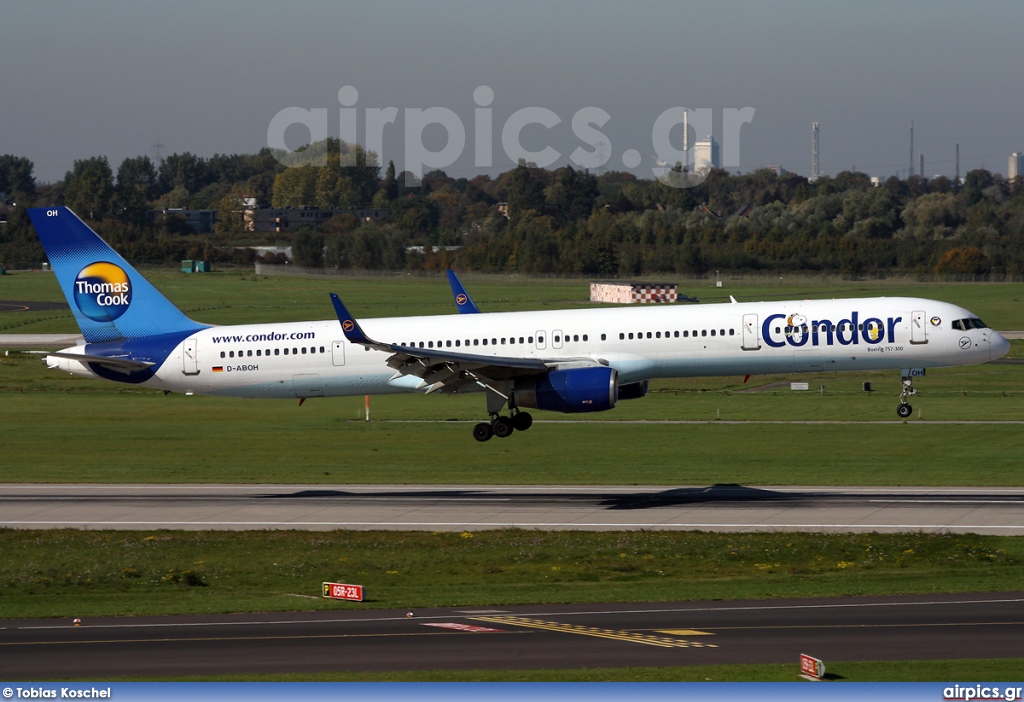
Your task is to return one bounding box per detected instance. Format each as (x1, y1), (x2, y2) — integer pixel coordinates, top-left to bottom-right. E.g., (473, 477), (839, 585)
(765, 165), (787, 176)
(1010, 152), (1023, 180)
(693, 136), (720, 173)
(244, 207), (391, 233)
(148, 209), (218, 234)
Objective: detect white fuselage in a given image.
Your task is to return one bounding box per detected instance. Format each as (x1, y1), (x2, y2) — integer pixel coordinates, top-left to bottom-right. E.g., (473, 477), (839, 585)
(49, 296), (1008, 400)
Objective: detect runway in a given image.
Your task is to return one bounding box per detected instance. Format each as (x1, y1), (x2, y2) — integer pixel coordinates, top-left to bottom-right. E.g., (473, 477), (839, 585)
(2, 483), (1023, 534)
(1, 593), (1021, 677)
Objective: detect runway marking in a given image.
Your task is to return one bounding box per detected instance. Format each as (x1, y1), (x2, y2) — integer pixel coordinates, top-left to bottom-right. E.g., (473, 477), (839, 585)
(869, 499), (1023, 504)
(422, 623), (504, 633)
(470, 616), (717, 649)
(372, 419), (1024, 425)
(656, 629), (715, 636)
(3, 520), (1024, 532)
(690, 620), (1024, 632)
(0, 630), (529, 647)
(10, 596), (1021, 633)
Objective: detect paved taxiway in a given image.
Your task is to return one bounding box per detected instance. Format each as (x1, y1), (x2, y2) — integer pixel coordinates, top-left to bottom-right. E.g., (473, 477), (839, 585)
(2, 593), (1021, 677)
(2, 484), (1023, 534)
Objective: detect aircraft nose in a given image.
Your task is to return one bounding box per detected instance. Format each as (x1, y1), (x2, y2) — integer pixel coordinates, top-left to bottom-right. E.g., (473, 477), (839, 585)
(990, 331), (1011, 361)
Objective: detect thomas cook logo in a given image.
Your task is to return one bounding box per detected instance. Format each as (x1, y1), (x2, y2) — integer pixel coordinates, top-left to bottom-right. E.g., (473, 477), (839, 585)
(456, 294), (468, 305)
(342, 319), (355, 332)
(73, 262), (132, 322)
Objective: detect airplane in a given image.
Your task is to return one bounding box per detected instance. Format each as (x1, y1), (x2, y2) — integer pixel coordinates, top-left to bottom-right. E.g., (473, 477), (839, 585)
(28, 206), (1011, 442)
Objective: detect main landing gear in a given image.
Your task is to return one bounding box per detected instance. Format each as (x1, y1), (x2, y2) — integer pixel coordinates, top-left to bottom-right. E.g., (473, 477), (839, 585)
(896, 374), (917, 418)
(473, 410), (533, 442)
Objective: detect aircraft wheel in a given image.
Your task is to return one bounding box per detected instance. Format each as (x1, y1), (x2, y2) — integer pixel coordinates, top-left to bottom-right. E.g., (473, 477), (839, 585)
(473, 422), (494, 442)
(896, 403), (913, 419)
(512, 412), (533, 431)
(492, 416), (515, 438)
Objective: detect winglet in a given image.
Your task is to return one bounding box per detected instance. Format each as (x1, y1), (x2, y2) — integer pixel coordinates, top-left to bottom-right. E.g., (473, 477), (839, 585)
(446, 269), (481, 314)
(329, 293), (378, 346)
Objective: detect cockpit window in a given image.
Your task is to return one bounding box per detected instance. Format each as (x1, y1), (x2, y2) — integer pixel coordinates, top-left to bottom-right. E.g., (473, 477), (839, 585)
(953, 318), (989, 331)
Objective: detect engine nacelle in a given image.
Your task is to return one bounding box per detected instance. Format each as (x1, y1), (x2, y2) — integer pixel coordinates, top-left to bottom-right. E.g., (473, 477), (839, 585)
(618, 380), (649, 400)
(512, 366), (618, 414)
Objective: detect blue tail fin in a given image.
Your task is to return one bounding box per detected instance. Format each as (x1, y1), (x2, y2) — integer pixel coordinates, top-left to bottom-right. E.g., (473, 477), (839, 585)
(27, 207), (207, 342)
(446, 269), (481, 314)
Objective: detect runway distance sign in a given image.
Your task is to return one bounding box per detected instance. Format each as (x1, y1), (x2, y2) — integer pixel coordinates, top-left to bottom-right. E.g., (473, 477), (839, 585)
(323, 582), (364, 601)
(799, 653), (826, 680)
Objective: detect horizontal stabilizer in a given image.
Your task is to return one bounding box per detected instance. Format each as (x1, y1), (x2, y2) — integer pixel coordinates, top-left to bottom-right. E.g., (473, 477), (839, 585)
(45, 351), (156, 373)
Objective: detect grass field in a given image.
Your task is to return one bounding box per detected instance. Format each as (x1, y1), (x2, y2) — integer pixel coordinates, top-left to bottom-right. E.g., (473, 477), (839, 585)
(3, 529), (1021, 619)
(102, 658), (1024, 681)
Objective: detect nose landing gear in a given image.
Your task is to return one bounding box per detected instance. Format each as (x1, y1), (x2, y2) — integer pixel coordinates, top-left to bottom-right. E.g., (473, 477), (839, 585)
(896, 374), (917, 418)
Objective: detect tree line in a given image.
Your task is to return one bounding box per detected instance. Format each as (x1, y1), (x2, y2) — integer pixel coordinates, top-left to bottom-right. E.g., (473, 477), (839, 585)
(2, 144), (1023, 277)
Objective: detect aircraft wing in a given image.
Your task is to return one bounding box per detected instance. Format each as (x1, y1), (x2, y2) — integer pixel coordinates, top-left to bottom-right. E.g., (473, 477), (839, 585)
(329, 293), (594, 395)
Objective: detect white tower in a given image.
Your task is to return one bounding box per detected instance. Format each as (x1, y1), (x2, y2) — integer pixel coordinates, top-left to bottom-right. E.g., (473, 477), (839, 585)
(811, 122), (820, 180)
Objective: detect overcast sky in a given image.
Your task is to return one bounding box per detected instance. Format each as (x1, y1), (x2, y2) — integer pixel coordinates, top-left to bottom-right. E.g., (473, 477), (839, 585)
(3, 0), (1022, 184)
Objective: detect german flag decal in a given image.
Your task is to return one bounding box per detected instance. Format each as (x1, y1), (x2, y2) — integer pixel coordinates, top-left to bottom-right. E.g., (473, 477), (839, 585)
(212, 366), (224, 372)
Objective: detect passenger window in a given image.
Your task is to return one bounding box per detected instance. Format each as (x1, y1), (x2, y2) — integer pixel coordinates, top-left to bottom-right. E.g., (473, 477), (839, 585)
(583, 335), (589, 341)
(574, 335), (579, 342)
(274, 349), (280, 356)
(701, 330), (707, 337)
(293, 348), (298, 355)
(554, 336), (560, 343)
(220, 352), (225, 359)
(720, 329), (725, 336)
(683, 331), (689, 338)
(455, 340), (461, 347)
(283, 348), (289, 355)
(529, 336), (534, 344)
(656, 332), (661, 338)
(711, 330), (716, 337)
(619, 333), (625, 340)
(729, 329), (735, 336)
(628, 332), (634, 340)
(501, 338), (506, 344)
(519, 337), (525, 344)
(674, 331), (679, 338)
(492, 338), (497, 345)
